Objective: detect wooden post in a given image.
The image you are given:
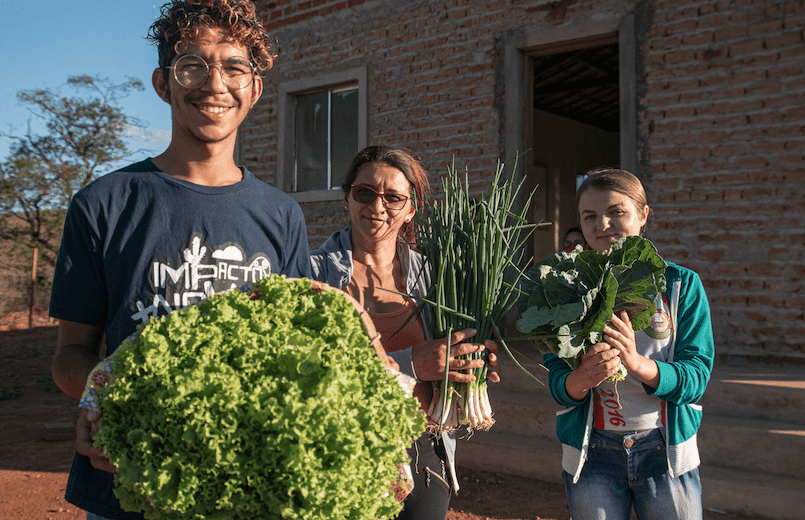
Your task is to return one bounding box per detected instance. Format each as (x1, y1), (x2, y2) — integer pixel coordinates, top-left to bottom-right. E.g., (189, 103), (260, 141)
(29, 247), (38, 329)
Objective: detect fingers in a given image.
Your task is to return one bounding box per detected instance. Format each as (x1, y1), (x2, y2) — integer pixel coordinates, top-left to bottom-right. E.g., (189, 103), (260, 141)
(583, 342), (620, 367)
(86, 409), (101, 437)
(413, 329), (498, 382)
(448, 357), (483, 370)
(76, 409), (116, 473)
(448, 337), (487, 358)
(604, 316), (635, 356)
(585, 342), (613, 356)
(449, 328), (477, 344)
(485, 341), (499, 366)
(384, 356), (401, 372)
(609, 311), (633, 334)
(448, 372), (479, 384)
(447, 339), (500, 382)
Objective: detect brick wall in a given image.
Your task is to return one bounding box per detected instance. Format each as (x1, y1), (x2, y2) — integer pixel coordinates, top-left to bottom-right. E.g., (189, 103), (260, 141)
(244, 0), (636, 235)
(241, 0), (805, 360)
(641, 0), (805, 358)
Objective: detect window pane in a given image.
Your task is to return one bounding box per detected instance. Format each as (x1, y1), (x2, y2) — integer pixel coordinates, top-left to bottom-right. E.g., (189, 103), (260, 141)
(330, 87), (358, 188)
(294, 91), (328, 191)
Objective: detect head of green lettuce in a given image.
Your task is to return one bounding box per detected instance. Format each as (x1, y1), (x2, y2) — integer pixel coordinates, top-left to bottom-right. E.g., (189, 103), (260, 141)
(95, 275), (425, 520)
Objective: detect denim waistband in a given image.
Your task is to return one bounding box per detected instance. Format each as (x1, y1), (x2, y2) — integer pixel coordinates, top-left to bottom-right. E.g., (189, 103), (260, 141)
(591, 428), (664, 449)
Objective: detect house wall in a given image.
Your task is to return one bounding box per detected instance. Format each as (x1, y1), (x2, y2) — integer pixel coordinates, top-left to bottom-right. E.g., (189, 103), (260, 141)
(639, 0), (805, 359)
(241, 0), (805, 361)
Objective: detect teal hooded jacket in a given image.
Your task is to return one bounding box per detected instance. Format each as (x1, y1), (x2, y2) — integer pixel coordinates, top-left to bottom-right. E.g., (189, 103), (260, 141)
(543, 262), (714, 482)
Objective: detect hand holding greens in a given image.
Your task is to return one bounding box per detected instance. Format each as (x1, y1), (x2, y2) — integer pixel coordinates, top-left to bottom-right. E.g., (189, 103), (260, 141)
(416, 157), (538, 432)
(516, 236), (667, 376)
(94, 275), (425, 520)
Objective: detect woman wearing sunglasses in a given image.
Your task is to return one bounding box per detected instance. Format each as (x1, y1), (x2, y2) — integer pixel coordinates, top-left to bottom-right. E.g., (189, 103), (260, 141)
(310, 145), (498, 520)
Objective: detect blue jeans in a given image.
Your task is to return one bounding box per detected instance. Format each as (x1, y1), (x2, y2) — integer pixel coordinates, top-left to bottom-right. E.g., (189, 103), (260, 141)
(563, 429), (702, 520)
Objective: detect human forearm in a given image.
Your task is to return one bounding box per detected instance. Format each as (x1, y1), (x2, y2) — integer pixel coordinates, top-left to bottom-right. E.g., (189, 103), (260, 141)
(626, 356), (660, 389)
(52, 320), (104, 400)
(564, 369), (594, 401)
(52, 344), (101, 400)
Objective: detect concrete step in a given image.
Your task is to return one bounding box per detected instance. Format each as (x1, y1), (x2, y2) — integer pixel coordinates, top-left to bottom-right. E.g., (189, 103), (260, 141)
(493, 353), (805, 434)
(699, 464), (805, 520)
(493, 349), (552, 394)
(458, 430), (805, 520)
(484, 340), (805, 519)
(489, 387), (805, 479)
(495, 353), (805, 427)
(485, 386), (562, 439)
(698, 414), (805, 480)
(701, 360), (805, 425)
(485, 385), (805, 479)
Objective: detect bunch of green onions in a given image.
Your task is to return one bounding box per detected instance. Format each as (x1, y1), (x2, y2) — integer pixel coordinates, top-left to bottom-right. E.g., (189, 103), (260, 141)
(415, 157), (538, 433)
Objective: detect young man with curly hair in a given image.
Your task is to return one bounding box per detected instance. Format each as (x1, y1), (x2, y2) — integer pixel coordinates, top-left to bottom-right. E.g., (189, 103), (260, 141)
(49, 2), (311, 518)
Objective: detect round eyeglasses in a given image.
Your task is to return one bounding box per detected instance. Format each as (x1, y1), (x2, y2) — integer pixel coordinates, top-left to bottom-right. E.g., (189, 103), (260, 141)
(350, 184), (409, 211)
(167, 54), (255, 90)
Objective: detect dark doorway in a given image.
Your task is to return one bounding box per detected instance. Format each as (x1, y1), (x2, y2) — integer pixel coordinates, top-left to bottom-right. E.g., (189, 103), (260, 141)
(524, 35), (622, 261)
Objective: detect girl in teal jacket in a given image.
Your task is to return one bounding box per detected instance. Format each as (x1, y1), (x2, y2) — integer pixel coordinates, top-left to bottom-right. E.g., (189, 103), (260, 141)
(544, 168), (714, 520)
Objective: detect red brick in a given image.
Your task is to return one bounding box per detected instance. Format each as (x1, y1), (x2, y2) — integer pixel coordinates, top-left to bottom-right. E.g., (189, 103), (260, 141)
(714, 26), (746, 41)
(767, 31), (804, 49)
(770, 154), (805, 169)
(699, 13), (731, 29)
(729, 39), (765, 56)
(743, 311), (766, 322)
(785, 298), (805, 309)
(696, 103), (730, 116)
(700, 248), (727, 261)
(680, 147), (713, 158)
(684, 31), (715, 46)
(747, 19), (784, 35)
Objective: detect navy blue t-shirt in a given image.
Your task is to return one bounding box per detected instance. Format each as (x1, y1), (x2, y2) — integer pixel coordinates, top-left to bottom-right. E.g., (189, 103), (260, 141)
(50, 159), (312, 519)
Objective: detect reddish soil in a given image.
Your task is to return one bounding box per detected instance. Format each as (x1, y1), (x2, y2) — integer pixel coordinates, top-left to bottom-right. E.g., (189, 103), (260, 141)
(1, 323), (84, 520)
(0, 317), (748, 520)
(0, 319), (569, 520)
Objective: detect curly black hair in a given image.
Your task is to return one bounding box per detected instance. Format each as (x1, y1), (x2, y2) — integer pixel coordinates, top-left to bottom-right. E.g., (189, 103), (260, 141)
(147, 0), (277, 80)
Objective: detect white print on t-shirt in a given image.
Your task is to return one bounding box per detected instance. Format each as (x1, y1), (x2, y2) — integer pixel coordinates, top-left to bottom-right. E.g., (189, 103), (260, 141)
(130, 233), (272, 324)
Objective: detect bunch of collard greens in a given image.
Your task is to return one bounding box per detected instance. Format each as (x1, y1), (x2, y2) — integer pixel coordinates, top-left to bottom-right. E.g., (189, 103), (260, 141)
(95, 275), (425, 520)
(516, 236), (667, 372)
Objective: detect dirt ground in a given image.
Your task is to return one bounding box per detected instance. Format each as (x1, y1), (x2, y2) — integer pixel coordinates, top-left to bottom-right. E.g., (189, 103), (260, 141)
(0, 318), (747, 520)
(0, 320), (570, 520)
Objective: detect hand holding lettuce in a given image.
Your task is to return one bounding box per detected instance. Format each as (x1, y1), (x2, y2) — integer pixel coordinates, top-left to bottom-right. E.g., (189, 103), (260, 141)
(83, 275), (425, 520)
(515, 236), (667, 379)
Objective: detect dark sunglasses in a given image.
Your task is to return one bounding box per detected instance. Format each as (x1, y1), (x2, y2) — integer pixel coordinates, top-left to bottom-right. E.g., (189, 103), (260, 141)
(350, 184), (409, 210)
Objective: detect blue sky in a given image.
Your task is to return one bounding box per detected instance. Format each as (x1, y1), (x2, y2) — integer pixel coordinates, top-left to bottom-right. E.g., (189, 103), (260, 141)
(1, 0), (172, 168)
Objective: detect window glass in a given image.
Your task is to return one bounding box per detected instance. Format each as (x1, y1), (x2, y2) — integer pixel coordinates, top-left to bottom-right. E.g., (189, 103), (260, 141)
(294, 91), (328, 192)
(293, 86), (358, 192)
(330, 87), (358, 188)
